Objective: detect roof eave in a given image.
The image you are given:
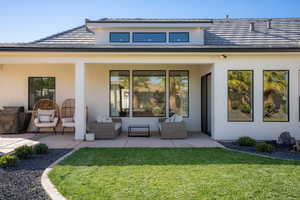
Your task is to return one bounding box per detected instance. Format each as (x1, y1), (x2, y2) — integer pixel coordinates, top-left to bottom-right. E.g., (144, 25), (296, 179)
(1, 46), (300, 53)
(85, 19), (214, 24)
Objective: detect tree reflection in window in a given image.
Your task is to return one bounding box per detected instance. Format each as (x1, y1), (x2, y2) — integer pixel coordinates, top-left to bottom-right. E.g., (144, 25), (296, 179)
(133, 71), (166, 117)
(110, 71), (130, 117)
(263, 70), (289, 122)
(28, 77), (55, 110)
(228, 71), (253, 122)
(169, 70), (189, 117)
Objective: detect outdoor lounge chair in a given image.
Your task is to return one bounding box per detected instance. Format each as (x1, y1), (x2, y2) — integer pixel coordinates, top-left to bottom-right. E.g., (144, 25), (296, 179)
(32, 99), (59, 134)
(60, 98), (75, 134)
(89, 118), (122, 139)
(159, 115), (187, 139)
(60, 98), (88, 135)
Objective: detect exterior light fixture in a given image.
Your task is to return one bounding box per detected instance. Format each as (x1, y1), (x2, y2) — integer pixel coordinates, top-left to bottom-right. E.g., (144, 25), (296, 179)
(220, 54), (227, 59)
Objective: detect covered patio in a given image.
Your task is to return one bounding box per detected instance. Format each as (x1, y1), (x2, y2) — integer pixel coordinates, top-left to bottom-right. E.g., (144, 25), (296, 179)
(0, 55), (214, 141)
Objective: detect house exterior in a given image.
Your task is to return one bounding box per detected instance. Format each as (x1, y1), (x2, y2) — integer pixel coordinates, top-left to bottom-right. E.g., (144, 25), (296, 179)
(0, 17), (300, 141)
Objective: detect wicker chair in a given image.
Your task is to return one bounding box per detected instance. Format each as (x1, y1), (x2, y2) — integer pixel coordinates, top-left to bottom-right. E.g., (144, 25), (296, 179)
(60, 98), (88, 135)
(32, 99), (59, 134)
(89, 118), (122, 139)
(60, 98), (75, 134)
(159, 117), (187, 139)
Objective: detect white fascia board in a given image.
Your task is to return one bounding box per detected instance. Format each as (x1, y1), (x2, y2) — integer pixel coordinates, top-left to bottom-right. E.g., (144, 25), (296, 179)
(86, 22), (210, 29)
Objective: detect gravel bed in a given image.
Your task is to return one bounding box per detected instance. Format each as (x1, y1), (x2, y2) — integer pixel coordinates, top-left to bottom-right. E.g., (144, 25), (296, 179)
(0, 149), (72, 200)
(220, 141), (300, 161)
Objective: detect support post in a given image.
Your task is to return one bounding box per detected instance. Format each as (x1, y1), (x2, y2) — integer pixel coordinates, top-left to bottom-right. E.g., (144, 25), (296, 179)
(75, 62), (86, 140)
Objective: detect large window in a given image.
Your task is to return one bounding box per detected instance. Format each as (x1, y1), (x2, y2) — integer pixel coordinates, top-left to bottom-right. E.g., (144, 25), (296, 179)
(263, 70), (289, 122)
(228, 70), (253, 122)
(109, 71), (130, 117)
(169, 32), (189, 43)
(110, 32), (130, 43)
(133, 32), (166, 43)
(169, 70), (189, 117)
(28, 77), (55, 110)
(133, 70), (166, 117)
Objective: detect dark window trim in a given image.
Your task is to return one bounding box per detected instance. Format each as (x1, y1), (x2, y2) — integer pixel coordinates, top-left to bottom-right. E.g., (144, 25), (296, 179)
(109, 32), (130, 43)
(227, 70), (254, 122)
(132, 70), (166, 117)
(169, 70), (189, 117)
(109, 70), (130, 117)
(263, 70), (289, 122)
(201, 72), (212, 135)
(132, 32), (167, 43)
(28, 77), (56, 110)
(169, 32), (189, 43)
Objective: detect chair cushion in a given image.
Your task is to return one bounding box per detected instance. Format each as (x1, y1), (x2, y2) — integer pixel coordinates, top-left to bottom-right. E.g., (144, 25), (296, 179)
(38, 109), (55, 122)
(39, 115), (52, 122)
(114, 122), (121, 130)
(165, 114), (183, 123)
(34, 117), (58, 128)
(62, 122), (75, 128)
(97, 116), (112, 123)
(166, 115), (176, 122)
(62, 118), (74, 123)
(174, 115), (183, 122)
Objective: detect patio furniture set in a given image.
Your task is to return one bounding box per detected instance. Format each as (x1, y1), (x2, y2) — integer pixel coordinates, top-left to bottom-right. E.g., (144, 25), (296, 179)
(0, 98), (188, 139)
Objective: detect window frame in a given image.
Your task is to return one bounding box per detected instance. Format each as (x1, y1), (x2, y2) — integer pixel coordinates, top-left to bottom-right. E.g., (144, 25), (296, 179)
(263, 70), (289, 122)
(109, 70), (130, 117)
(132, 32), (167, 43)
(132, 70), (166, 117)
(168, 70), (189, 117)
(28, 77), (56, 110)
(109, 32), (130, 43)
(169, 32), (189, 43)
(227, 70), (254, 122)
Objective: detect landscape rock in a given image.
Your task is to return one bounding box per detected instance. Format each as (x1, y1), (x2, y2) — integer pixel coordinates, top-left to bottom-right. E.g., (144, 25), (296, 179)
(278, 132), (296, 148)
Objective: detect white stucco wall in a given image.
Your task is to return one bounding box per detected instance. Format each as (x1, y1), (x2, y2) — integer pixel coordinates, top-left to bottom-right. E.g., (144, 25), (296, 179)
(1, 52), (300, 140)
(92, 27), (204, 45)
(0, 63), (74, 110)
(86, 64), (211, 132)
(213, 54), (300, 140)
(0, 62), (211, 133)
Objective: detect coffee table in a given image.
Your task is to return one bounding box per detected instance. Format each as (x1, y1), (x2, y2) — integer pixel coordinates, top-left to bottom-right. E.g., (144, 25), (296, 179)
(128, 124), (150, 137)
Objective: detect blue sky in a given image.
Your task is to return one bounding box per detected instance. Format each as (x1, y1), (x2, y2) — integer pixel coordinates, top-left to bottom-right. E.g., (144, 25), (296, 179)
(1, 0), (299, 43)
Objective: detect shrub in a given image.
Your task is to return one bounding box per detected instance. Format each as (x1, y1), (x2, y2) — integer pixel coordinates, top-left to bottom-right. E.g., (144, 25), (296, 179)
(240, 104), (251, 114)
(0, 155), (17, 168)
(33, 143), (49, 154)
(15, 145), (34, 159)
(237, 136), (256, 146)
(256, 142), (275, 153)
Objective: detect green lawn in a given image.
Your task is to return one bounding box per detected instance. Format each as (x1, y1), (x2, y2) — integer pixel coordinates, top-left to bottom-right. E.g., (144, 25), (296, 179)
(49, 148), (300, 200)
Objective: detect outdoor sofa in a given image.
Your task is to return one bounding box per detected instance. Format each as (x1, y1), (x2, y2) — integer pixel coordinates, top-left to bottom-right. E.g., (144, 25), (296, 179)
(89, 118), (122, 139)
(159, 115), (187, 139)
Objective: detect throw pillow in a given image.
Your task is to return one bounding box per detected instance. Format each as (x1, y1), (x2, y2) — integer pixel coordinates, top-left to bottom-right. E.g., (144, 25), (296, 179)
(39, 115), (52, 122)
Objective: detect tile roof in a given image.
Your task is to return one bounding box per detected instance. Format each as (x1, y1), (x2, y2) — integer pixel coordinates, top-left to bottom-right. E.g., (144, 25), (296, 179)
(1, 18), (300, 51)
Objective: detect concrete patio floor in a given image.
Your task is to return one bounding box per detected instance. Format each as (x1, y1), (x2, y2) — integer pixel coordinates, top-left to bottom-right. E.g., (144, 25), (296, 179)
(0, 133), (39, 155)
(1, 132), (223, 155)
